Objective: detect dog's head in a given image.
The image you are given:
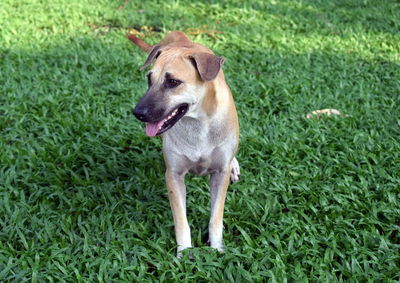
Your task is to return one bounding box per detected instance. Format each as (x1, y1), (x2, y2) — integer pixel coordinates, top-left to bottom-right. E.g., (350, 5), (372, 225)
(128, 31), (224, 136)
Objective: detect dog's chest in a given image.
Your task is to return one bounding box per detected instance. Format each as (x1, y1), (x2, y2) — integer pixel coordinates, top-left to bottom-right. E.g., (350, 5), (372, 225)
(169, 128), (216, 164)
(163, 118), (233, 176)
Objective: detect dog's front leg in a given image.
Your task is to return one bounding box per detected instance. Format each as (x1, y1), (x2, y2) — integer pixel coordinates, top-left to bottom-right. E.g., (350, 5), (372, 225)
(209, 167), (231, 251)
(165, 169), (191, 256)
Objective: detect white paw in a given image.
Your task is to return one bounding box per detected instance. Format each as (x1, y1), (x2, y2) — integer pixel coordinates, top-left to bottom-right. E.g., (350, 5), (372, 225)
(176, 245), (191, 258)
(211, 244), (224, 253)
(208, 228), (224, 252)
(208, 239), (224, 252)
(230, 157), (240, 183)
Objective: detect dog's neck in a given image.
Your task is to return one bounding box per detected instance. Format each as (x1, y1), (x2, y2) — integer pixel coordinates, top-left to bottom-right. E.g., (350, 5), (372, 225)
(187, 73), (232, 120)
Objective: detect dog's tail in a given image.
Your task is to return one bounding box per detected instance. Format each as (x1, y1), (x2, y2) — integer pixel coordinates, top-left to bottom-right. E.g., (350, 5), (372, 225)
(127, 33), (152, 53)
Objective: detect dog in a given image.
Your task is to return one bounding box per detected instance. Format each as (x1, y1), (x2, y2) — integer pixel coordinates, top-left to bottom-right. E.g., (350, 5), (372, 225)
(128, 31), (240, 256)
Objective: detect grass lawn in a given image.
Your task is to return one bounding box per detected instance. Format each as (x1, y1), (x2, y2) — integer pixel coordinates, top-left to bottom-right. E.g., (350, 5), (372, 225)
(1, 0), (399, 281)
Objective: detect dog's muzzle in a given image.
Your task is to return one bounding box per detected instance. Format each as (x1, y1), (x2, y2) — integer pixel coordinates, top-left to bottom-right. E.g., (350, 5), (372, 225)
(132, 105), (150, 122)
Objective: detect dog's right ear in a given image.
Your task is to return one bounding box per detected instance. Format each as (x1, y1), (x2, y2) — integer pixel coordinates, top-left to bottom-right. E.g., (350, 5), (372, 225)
(140, 44), (163, 70)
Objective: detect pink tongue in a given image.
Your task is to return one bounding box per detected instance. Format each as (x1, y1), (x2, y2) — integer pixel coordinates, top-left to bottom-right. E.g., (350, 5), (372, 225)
(145, 120), (165, 137)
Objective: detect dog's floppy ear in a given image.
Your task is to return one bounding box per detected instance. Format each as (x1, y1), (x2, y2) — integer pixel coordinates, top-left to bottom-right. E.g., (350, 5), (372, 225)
(189, 53), (225, 81)
(140, 44), (163, 70)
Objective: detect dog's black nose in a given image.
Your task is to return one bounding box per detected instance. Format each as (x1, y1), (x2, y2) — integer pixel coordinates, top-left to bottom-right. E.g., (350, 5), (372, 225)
(132, 106), (149, 122)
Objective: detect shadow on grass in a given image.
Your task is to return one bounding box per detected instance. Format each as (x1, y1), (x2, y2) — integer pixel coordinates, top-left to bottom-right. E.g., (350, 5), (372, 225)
(0, 36), (167, 211)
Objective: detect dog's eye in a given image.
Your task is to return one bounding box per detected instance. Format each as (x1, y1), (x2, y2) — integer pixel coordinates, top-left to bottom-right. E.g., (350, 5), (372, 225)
(165, 79), (182, 88)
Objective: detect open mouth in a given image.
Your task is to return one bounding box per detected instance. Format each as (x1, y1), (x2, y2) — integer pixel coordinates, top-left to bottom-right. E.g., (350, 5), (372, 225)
(145, 104), (189, 137)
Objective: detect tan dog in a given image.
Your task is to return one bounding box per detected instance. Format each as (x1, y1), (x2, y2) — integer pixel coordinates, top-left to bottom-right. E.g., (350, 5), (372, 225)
(128, 31), (240, 256)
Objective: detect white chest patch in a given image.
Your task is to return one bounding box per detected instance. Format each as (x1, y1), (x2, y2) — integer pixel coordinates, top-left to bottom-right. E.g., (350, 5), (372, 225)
(163, 115), (237, 176)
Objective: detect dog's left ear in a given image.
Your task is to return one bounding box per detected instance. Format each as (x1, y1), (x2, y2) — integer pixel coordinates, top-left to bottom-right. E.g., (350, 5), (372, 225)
(189, 53), (225, 81)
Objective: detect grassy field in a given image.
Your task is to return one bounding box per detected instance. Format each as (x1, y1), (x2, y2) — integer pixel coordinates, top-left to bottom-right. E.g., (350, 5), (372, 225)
(1, 0), (399, 281)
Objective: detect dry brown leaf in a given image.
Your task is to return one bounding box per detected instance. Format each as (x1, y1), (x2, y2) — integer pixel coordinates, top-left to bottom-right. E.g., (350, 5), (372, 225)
(306, 109), (342, 119)
(185, 25), (223, 39)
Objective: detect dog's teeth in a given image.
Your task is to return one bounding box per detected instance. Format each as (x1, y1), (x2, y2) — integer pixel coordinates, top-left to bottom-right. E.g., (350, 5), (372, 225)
(162, 109), (178, 126)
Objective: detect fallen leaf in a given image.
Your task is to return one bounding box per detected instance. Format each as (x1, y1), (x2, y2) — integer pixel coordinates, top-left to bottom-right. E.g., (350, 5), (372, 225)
(306, 108), (342, 119)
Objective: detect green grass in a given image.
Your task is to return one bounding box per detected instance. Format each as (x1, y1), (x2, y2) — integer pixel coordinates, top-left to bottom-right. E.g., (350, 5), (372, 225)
(1, 0), (399, 281)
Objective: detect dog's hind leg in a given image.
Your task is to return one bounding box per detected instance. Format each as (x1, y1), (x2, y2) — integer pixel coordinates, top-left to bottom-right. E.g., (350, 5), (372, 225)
(230, 157), (240, 183)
